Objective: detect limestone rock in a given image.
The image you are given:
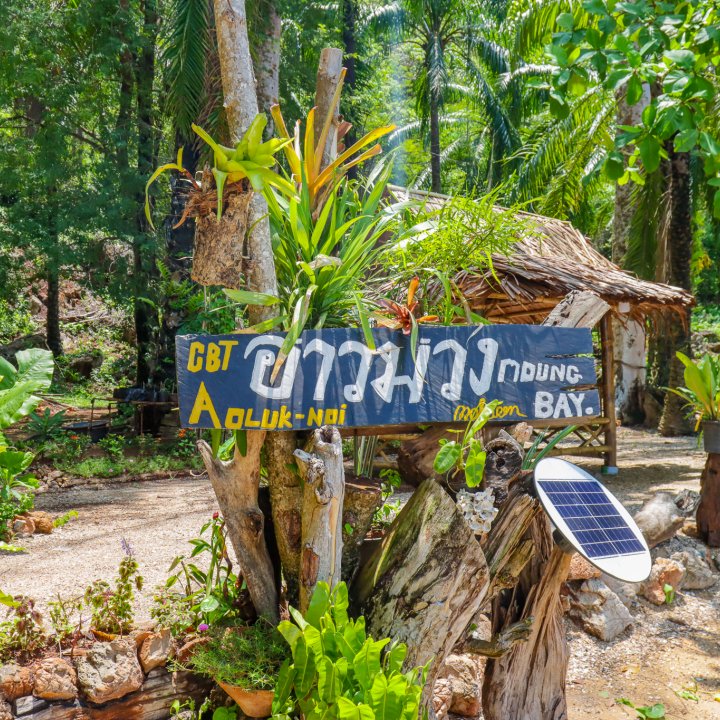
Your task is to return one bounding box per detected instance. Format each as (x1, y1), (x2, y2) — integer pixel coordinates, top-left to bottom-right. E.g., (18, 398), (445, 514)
(25, 511), (53, 534)
(12, 695), (48, 716)
(75, 639), (144, 704)
(33, 657), (77, 700)
(567, 553), (601, 582)
(633, 493), (684, 548)
(139, 629), (173, 673)
(435, 654), (483, 717)
(600, 574), (639, 609)
(568, 578), (634, 641)
(641, 557), (685, 605)
(432, 678), (453, 720)
(12, 517), (35, 537)
(670, 551), (717, 590)
(0, 698), (11, 720)
(0, 663), (33, 701)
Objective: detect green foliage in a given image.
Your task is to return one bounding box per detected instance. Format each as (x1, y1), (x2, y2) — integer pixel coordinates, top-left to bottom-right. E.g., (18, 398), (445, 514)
(521, 424), (578, 471)
(549, 0), (720, 214)
(0, 594), (46, 662)
(53, 510), (79, 528)
(155, 514), (245, 633)
(272, 582), (428, 720)
(97, 434), (127, 461)
(373, 469), (402, 527)
(190, 619), (288, 690)
(616, 698), (666, 719)
(27, 408), (67, 443)
(663, 583), (676, 605)
(667, 352), (720, 426)
(48, 593), (83, 645)
(84, 548), (144, 634)
(433, 401), (499, 487)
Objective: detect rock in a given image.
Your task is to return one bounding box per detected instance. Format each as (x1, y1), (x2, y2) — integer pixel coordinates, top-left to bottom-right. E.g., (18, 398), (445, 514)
(176, 636), (209, 664)
(435, 654), (483, 717)
(567, 553), (601, 581)
(674, 489), (700, 516)
(432, 678), (453, 720)
(641, 557), (685, 605)
(12, 517), (35, 537)
(139, 629), (173, 673)
(0, 664), (33, 701)
(12, 695), (48, 716)
(32, 657), (77, 701)
(24, 512), (53, 534)
(568, 579), (634, 641)
(670, 551), (717, 590)
(0, 699), (11, 720)
(75, 639), (144, 704)
(600, 574), (639, 609)
(68, 351), (103, 379)
(634, 493), (684, 548)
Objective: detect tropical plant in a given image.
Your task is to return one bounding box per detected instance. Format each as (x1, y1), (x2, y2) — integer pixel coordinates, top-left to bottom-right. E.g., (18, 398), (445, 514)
(521, 424), (579, 471)
(270, 85), (395, 210)
(433, 400), (500, 487)
(27, 408), (67, 442)
(145, 114), (294, 227)
(189, 618), (288, 690)
(271, 582), (428, 720)
(373, 277), (439, 335)
(157, 514), (247, 631)
(667, 352), (720, 429)
(0, 593), (46, 662)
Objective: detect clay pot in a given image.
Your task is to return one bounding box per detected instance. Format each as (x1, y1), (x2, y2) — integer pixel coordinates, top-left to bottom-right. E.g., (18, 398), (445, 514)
(219, 682), (274, 718)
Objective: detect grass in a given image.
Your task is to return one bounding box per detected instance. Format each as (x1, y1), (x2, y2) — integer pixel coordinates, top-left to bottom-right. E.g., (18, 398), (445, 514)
(57, 454), (202, 478)
(692, 304), (720, 335)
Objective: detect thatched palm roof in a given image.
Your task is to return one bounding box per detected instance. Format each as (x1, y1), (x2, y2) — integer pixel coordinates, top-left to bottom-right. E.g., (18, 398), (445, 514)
(388, 186), (694, 324)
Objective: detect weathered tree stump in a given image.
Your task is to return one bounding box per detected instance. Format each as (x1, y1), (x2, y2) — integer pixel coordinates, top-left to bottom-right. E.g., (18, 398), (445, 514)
(483, 431), (524, 505)
(295, 426), (346, 611)
(341, 478), (383, 583)
(352, 479), (489, 690)
(191, 188), (252, 289)
(397, 427), (456, 487)
(698, 452), (720, 547)
(198, 434), (279, 621)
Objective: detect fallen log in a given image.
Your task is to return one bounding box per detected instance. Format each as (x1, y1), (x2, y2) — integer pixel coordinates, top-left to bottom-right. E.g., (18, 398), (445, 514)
(295, 426), (345, 612)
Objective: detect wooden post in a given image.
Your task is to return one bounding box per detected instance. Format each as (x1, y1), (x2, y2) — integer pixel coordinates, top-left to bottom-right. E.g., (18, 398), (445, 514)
(698, 453), (720, 547)
(295, 426), (346, 612)
(600, 314), (618, 471)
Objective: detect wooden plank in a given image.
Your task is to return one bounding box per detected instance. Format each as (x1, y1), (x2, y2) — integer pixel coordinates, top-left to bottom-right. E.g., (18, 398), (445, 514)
(600, 315), (618, 469)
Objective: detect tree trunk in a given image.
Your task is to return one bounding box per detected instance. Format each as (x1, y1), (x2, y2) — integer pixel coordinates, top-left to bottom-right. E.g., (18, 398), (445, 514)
(295, 426), (346, 611)
(198, 433), (279, 620)
(352, 479), (489, 697)
(133, 0), (160, 386)
(255, 0), (281, 128)
(614, 318), (646, 425)
(200, 0), (280, 620)
(45, 266), (62, 357)
(341, 0), (358, 175)
(659, 148), (693, 437)
(698, 453), (720, 547)
(429, 92), (442, 193)
(314, 48), (344, 170)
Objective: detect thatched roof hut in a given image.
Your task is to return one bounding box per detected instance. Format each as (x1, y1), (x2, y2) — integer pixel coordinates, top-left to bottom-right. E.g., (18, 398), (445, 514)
(388, 186), (695, 470)
(388, 186), (694, 323)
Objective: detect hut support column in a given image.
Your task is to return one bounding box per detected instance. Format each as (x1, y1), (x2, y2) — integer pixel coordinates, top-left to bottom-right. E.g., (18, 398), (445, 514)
(600, 315), (618, 472)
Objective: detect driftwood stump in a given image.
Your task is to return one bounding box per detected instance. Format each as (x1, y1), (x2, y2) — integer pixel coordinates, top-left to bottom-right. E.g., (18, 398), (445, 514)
(294, 426), (346, 611)
(191, 189), (251, 289)
(698, 453), (720, 547)
(352, 479), (490, 696)
(198, 433), (278, 621)
(341, 478), (383, 583)
(397, 427), (456, 487)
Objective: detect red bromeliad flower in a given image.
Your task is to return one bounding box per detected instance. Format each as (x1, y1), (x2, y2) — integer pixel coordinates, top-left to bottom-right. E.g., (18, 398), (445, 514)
(374, 277), (439, 334)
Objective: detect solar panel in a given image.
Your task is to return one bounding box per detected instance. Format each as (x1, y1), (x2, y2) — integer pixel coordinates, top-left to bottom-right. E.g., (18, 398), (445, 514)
(534, 458), (651, 582)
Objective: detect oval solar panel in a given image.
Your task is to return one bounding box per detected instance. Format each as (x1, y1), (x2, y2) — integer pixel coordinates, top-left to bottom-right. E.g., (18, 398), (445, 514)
(534, 457), (651, 582)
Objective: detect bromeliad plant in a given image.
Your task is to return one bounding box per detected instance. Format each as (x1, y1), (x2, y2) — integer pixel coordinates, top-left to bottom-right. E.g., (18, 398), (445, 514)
(270, 74), (395, 210)
(272, 582), (428, 720)
(144, 113), (294, 228)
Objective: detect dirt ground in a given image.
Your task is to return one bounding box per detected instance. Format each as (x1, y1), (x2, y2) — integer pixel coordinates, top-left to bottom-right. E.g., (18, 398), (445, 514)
(1, 427), (719, 719)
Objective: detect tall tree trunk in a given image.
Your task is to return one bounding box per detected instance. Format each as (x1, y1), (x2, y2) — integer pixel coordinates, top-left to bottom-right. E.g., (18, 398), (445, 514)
(429, 91), (442, 193)
(133, 0), (160, 386)
(255, 0), (281, 129)
(45, 265), (62, 357)
(659, 148), (693, 437)
(613, 87), (650, 424)
(314, 48), (344, 171)
(203, 0), (280, 621)
(342, 0), (358, 177)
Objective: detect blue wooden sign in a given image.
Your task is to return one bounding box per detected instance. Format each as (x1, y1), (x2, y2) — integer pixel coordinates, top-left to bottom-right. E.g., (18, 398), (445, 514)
(176, 325), (599, 431)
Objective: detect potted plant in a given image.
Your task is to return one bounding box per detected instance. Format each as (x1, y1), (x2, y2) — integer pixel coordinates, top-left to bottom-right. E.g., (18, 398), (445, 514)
(189, 619), (286, 717)
(669, 352), (720, 452)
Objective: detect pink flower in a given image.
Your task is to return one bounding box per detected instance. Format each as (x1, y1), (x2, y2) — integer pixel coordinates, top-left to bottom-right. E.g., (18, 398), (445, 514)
(197, 623), (209, 632)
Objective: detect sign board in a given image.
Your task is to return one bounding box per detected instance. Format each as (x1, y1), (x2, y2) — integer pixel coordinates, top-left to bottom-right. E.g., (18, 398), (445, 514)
(176, 325), (599, 431)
